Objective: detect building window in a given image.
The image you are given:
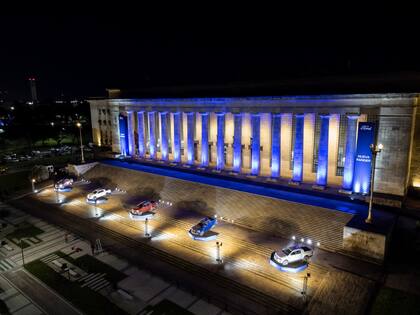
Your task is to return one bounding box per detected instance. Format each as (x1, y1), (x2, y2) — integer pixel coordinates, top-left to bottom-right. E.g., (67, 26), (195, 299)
(312, 115), (321, 173)
(336, 115), (347, 176)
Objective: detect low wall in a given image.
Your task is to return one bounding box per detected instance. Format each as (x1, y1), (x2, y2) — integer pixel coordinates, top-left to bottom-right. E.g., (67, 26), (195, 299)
(66, 162), (98, 177)
(343, 214), (395, 264)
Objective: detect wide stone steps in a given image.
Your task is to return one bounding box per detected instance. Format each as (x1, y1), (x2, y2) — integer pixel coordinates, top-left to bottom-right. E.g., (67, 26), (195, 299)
(101, 209), (327, 296)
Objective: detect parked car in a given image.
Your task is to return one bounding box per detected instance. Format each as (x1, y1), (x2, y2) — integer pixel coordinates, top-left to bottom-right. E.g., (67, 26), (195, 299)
(54, 178), (74, 190)
(271, 245), (313, 266)
(129, 200), (158, 220)
(87, 188), (112, 201)
(189, 217), (217, 236)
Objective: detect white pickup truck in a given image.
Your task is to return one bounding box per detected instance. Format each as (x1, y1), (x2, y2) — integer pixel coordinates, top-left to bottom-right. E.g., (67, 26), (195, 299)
(87, 188), (111, 201)
(272, 245), (313, 266)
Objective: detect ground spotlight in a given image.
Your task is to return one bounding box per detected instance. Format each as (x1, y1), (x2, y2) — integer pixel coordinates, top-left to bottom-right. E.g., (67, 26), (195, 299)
(317, 242), (321, 247)
(300, 238), (304, 243)
(292, 235), (296, 240)
(306, 239), (312, 245)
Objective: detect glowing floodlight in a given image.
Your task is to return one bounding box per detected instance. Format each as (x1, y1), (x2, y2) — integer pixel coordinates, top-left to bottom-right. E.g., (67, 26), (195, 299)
(292, 235), (296, 241)
(214, 214), (218, 218)
(317, 242), (321, 247)
(306, 239), (312, 245)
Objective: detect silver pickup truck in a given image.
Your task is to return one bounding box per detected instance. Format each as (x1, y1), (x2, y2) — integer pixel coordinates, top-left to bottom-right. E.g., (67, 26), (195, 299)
(272, 245), (313, 265)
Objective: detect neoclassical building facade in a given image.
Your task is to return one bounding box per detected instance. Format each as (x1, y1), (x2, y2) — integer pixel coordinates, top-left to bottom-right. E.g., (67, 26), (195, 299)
(89, 93), (419, 199)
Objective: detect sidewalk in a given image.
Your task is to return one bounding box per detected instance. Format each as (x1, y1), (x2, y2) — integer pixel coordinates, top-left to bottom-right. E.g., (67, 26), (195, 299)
(2, 269), (82, 315)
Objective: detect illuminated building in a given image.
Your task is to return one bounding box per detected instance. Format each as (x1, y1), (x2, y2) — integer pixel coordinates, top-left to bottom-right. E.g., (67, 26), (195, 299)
(89, 91), (420, 205)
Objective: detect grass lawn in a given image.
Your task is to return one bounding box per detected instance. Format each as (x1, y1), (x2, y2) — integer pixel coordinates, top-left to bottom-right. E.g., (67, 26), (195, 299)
(55, 252), (126, 284)
(25, 259), (127, 315)
(6, 221), (43, 239)
(370, 287), (420, 315)
(6, 221), (43, 248)
(0, 170), (31, 195)
(140, 299), (194, 315)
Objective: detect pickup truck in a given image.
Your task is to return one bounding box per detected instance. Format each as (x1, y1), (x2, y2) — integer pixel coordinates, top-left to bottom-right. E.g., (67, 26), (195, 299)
(87, 188), (112, 201)
(272, 245), (313, 266)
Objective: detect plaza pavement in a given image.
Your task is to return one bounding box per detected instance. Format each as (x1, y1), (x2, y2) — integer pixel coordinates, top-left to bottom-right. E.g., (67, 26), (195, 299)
(0, 203), (229, 315)
(19, 162), (380, 315)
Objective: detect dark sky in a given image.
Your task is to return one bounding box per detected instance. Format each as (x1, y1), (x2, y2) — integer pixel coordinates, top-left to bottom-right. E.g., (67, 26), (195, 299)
(1, 14), (419, 100)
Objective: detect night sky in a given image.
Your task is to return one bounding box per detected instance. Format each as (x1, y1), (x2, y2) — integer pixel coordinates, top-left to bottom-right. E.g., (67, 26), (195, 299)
(1, 14), (419, 100)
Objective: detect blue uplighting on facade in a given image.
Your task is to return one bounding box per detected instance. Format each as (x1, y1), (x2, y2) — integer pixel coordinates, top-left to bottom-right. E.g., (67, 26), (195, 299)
(342, 116), (359, 191)
(292, 114), (304, 182)
(233, 114), (242, 172)
(148, 112), (156, 159)
(187, 113), (195, 164)
(173, 112), (181, 162)
(118, 114), (128, 156)
(271, 114), (281, 177)
(137, 111), (145, 157)
(126, 111), (134, 156)
(160, 112), (168, 161)
(216, 113), (225, 170)
(251, 114), (261, 175)
(201, 113), (209, 166)
(316, 115), (330, 186)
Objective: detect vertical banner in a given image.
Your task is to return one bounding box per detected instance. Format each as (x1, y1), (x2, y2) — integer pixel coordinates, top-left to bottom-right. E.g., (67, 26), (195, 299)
(352, 122), (375, 194)
(119, 114), (128, 156)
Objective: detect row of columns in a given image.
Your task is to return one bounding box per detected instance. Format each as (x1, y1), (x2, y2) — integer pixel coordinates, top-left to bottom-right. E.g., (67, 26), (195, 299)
(123, 111), (359, 189)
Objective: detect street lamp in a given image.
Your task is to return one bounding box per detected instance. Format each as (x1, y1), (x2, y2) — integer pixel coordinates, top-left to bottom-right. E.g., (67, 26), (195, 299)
(76, 122), (85, 164)
(31, 178), (36, 193)
(144, 218), (151, 238)
(365, 143), (383, 224)
(216, 241), (223, 263)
